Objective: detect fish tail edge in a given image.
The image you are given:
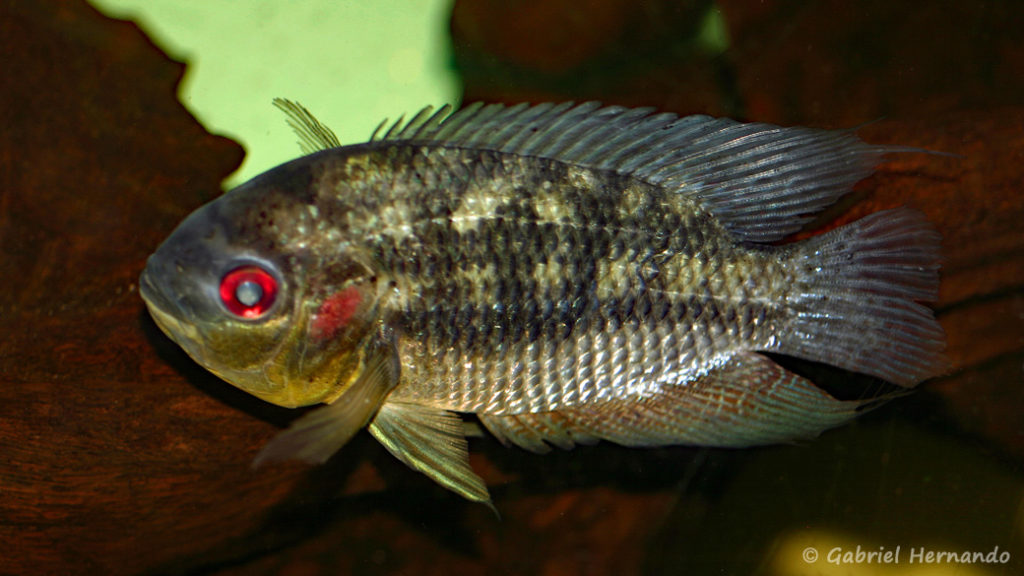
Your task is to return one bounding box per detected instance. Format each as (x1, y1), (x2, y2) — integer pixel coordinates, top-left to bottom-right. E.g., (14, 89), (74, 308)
(779, 207), (948, 387)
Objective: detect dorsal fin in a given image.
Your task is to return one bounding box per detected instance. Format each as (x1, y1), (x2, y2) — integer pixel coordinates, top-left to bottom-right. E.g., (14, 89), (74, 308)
(273, 98), (342, 154)
(371, 101), (903, 242)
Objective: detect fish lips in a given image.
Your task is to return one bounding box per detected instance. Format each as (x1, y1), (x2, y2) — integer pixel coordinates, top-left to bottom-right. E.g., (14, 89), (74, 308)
(139, 257), (210, 362)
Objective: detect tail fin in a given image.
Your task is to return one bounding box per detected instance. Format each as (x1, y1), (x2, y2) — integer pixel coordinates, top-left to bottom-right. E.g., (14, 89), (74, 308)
(778, 208), (947, 387)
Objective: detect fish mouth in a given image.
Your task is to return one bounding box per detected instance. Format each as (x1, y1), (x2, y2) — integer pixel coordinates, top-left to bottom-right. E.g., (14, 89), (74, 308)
(138, 269), (165, 314)
(139, 267), (206, 364)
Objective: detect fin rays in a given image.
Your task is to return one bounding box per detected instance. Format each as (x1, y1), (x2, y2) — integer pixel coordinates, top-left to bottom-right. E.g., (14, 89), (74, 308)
(273, 98), (341, 154)
(780, 208), (947, 386)
(275, 99), (906, 243)
(481, 352), (871, 453)
(366, 101), (893, 242)
(253, 335), (399, 467)
(369, 402), (492, 507)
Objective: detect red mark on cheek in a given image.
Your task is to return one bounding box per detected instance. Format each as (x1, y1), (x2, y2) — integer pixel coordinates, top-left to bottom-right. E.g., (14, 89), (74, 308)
(311, 286), (361, 340)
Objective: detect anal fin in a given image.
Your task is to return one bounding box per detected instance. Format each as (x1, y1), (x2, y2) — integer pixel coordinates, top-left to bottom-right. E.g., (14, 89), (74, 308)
(479, 352), (876, 451)
(581, 352), (874, 447)
(369, 401), (493, 508)
(479, 411), (599, 453)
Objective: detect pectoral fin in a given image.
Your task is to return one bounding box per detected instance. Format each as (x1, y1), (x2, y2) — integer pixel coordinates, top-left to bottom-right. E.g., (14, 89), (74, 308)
(253, 333), (399, 467)
(369, 401), (492, 507)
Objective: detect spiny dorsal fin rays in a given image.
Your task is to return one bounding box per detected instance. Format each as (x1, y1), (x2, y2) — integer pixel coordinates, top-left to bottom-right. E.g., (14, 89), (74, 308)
(271, 99), (910, 242)
(273, 98), (342, 154)
(369, 101), (900, 243)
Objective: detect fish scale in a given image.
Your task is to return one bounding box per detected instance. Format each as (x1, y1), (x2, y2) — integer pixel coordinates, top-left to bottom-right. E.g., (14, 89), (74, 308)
(377, 150), (782, 414)
(140, 100), (946, 507)
(376, 156), (745, 403)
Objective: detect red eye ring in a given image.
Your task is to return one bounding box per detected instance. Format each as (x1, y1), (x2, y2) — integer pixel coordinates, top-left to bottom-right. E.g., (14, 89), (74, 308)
(219, 266), (278, 319)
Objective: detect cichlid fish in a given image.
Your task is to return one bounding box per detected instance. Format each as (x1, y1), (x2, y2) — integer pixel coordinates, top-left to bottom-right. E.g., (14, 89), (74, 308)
(140, 100), (947, 506)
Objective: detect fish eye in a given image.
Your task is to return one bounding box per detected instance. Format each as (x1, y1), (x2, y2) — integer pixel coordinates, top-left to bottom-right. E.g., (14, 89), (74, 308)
(219, 265), (278, 319)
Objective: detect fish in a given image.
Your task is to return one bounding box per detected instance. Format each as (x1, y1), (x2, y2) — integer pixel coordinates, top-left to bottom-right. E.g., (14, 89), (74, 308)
(139, 99), (947, 507)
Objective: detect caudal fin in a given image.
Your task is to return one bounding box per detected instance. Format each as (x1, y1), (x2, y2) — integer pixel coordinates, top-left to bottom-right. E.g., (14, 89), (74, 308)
(778, 208), (947, 387)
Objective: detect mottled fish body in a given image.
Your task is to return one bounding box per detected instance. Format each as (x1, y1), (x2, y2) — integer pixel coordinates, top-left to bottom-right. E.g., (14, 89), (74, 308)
(140, 101), (946, 505)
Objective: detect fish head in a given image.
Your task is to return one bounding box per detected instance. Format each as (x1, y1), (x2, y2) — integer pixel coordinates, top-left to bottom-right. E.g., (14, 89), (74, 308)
(140, 158), (383, 408)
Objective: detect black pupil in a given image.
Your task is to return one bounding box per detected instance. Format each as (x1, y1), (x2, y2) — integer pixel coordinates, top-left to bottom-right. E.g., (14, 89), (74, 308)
(235, 280), (263, 307)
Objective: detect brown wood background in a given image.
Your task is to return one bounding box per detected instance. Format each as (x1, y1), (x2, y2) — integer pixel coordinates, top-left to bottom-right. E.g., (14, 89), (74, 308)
(1, 1), (1022, 574)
